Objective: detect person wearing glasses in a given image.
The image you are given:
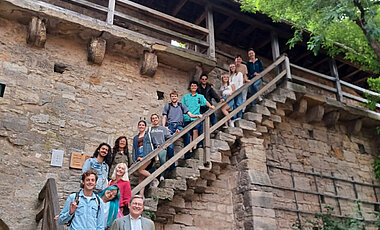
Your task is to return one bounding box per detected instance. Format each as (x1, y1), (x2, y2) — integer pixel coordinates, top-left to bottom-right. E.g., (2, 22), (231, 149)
(111, 195), (155, 230)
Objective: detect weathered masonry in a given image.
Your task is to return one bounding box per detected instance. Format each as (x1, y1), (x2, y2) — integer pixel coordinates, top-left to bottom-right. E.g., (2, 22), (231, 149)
(0, 0), (379, 230)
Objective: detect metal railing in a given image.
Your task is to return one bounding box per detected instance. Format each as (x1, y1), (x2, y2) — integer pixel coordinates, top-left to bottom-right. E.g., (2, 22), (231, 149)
(36, 178), (63, 230)
(128, 54), (289, 196)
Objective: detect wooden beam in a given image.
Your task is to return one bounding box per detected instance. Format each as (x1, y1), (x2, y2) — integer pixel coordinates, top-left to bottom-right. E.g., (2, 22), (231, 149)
(255, 39), (270, 51)
(172, 0), (187, 16)
(353, 74), (373, 84)
(337, 63), (346, 69)
(106, 0), (115, 24)
(88, 37), (106, 65)
(240, 26), (256, 41)
(271, 31), (280, 61)
(206, 6), (216, 58)
(290, 98), (307, 118)
(347, 119), (362, 135)
(292, 51), (312, 63)
(310, 57), (329, 69)
(341, 69), (361, 80)
(117, 0), (208, 34)
(27, 17), (46, 48)
(329, 59), (343, 102)
(195, 11), (207, 25)
(140, 51), (158, 77)
(216, 16), (234, 34)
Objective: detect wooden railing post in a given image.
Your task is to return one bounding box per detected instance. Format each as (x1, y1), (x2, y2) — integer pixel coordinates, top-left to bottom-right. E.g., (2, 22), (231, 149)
(329, 59), (343, 102)
(271, 31), (280, 74)
(203, 116), (211, 167)
(206, 6), (215, 59)
(285, 55), (292, 80)
(107, 0), (116, 24)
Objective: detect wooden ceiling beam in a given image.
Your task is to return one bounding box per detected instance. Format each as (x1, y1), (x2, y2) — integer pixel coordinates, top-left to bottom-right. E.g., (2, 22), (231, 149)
(194, 11), (206, 25)
(172, 0), (188, 16)
(337, 63), (346, 69)
(341, 69), (361, 80)
(353, 74), (373, 84)
(292, 51), (312, 63)
(240, 26), (256, 40)
(310, 57), (329, 69)
(216, 16), (234, 34)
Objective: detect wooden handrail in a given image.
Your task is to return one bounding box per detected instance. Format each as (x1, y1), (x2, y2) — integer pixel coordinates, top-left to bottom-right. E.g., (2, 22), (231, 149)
(36, 178), (63, 230)
(130, 54), (288, 196)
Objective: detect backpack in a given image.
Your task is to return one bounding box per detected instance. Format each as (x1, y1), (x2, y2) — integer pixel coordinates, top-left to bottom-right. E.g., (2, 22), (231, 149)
(166, 102), (185, 117)
(67, 189), (101, 226)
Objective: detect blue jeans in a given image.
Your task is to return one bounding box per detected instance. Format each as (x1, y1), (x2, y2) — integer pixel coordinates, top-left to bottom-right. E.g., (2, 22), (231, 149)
(151, 150), (167, 177)
(248, 79), (262, 105)
(233, 93), (243, 119)
(167, 123), (184, 170)
(200, 107), (216, 126)
(183, 121), (202, 159)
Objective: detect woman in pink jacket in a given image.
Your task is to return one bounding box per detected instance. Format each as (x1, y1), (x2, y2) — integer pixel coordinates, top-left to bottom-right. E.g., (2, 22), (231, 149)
(109, 163), (132, 216)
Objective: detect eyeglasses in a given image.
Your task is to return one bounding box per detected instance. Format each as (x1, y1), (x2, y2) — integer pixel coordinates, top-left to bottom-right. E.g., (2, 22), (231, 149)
(131, 202), (143, 207)
(201, 78), (207, 80)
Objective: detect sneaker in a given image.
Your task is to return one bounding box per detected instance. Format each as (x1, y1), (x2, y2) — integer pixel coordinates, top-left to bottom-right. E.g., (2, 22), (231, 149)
(229, 120), (235, 127)
(160, 175), (165, 182)
(151, 179), (159, 188)
(258, 96), (263, 102)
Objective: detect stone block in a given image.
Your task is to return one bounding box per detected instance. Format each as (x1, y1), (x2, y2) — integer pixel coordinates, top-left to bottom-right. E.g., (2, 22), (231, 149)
(239, 137), (264, 145)
(252, 207), (276, 218)
(210, 151), (222, 163)
(215, 131), (236, 145)
(244, 191), (274, 208)
(177, 159), (201, 170)
(262, 99), (277, 110)
(253, 216), (277, 230)
(169, 195), (186, 209)
(269, 114), (281, 123)
(256, 125), (268, 133)
(30, 114), (49, 124)
(249, 105), (271, 116)
(239, 170), (271, 186)
(172, 167), (200, 179)
(88, 37), (106, 65)
(160, 179), (187, 191)
(211, 139), (230, 152)
(223, 127), (244, 137)
(140, 51), (158, 77)
(146, 187), (174, 200)
(144, 197), (158, 212)
(200, 170), (216, 181)
(262, 119), (274, 129)
(243, 112), (263, 123)
(27, 17), (46, 48)
(235, 119), (256, 131)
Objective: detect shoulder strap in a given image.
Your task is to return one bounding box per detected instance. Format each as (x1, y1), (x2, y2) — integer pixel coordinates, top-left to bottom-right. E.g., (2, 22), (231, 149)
(147, 127), (154, 150)
(166, 103), (171, 117)
(95, 194), (100, 218)
(178, 102), (185, 114)
(67, 190), (81, 226)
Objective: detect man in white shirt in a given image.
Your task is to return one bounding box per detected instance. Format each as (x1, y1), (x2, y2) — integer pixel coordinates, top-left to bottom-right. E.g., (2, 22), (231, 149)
(111, 195), (155, 230)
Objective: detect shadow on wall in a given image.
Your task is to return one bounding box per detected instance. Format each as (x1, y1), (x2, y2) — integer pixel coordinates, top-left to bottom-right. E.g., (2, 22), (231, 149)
(0, 219), (9, 230)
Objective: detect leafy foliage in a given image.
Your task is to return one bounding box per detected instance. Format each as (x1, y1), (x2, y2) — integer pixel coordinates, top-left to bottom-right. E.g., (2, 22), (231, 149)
(374, 154), (380, 181)
(240, 0), (380, 73)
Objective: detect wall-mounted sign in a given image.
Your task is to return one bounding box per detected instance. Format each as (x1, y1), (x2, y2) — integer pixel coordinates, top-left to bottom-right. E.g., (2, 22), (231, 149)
(51, 149), (64, 167)
(70, 152), (92, 169)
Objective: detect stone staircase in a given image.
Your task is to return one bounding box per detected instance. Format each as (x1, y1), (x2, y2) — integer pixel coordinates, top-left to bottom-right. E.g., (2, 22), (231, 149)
(134, 84), (297, 227)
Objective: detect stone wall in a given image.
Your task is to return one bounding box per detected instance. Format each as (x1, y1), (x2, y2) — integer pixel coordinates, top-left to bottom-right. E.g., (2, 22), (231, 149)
(265, 117), (379, 229)
(0, 17), (193, 229)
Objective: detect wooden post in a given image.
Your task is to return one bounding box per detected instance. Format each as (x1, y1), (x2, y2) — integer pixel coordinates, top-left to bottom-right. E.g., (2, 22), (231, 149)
(88, 38), (106, 65)
(206, 6), (215, 59)
(271, 31), (280, 74)
(107, 0), (116, 24)
(140, 51), (158, 77)
(203, 116), (211, 166)
(27, 17), (47, 48)
(285, 56), (292, 80)
(329, 59), (343, 102)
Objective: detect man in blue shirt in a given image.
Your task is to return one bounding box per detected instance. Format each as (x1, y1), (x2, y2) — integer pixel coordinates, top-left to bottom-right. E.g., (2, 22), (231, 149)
(82, 143), (111, 192)
(58, 169), (104, 230)
(182, 81), (215, 158)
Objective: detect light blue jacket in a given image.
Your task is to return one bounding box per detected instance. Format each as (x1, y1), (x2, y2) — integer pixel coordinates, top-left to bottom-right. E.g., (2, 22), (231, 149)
(82, 158), (109, 191)
(57, 190), (104, 230)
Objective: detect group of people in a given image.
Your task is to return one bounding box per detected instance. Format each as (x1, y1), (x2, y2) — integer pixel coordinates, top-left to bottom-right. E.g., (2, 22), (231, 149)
(56, 49), (263, 230)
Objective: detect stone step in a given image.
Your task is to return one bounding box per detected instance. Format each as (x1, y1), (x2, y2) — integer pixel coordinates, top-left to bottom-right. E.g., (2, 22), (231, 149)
(246, 104), (271, 116)
(234, 118), (256, 131)
(146, 187), (175, 201)
(171, 166), (200, 179)
(160, 178), (187, 191)
(215, 131), (236, 145)
(143, 197), (159, 212)
(243, 112), (263, 123)
(177, 158), (202, 169)
(223, 127), (244, 137)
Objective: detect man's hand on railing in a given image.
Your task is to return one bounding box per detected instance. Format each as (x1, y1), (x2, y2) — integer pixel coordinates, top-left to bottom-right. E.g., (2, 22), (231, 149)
(210, 105), (215, 110)
(197, 114), (203, 119)
(137, 157), (143, 162)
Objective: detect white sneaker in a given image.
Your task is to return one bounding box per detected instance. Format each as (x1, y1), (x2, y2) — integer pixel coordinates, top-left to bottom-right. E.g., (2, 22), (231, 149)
(151, 179), (159, 188)
(258, 96), (263, 102)
(160, 176), (165, 182)
(229, 120), (235, 127)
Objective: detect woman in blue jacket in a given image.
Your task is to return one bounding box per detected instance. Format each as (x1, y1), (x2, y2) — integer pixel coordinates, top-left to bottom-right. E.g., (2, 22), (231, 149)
(132, 120), (159, 196)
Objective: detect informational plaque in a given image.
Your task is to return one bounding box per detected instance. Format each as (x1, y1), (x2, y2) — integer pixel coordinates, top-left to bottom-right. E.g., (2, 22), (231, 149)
(51, 149), (64, 167)
(70, 152), (92, 169)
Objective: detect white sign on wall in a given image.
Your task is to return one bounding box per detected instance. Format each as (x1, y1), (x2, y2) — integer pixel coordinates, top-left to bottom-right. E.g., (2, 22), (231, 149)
(51, 149), (64, 167)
